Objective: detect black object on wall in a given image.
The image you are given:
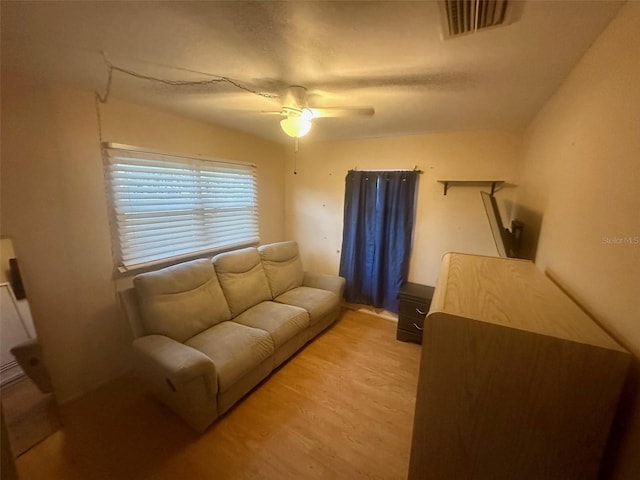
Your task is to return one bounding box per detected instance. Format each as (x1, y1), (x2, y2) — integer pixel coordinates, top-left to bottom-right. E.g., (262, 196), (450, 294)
(9, 258), (26, 300)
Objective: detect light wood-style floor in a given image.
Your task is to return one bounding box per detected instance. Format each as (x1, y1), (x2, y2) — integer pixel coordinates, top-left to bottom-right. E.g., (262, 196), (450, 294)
(1, 376), (61, 456)
(15, 309), (421, 479)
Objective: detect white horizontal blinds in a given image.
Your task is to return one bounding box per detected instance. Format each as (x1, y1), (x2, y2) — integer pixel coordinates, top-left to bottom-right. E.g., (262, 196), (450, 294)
(104, 146), (259, 270)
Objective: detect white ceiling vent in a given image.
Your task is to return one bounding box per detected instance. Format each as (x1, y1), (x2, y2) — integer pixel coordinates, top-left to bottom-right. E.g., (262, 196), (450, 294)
(441, 0), (510, 38)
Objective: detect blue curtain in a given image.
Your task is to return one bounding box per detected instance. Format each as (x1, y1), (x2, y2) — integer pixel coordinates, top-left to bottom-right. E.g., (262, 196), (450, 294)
(339, 170), (418, 312)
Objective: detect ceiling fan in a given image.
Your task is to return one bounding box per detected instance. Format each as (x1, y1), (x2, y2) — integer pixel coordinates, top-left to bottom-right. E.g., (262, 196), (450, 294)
(264, 85), (375, 138)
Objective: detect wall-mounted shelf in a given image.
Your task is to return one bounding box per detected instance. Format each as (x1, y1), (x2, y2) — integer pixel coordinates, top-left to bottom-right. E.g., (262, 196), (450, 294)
(437, 180), (504, 196)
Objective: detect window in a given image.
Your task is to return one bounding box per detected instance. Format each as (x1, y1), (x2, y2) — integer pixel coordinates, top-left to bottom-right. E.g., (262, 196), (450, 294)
(103, 143), (259, 272)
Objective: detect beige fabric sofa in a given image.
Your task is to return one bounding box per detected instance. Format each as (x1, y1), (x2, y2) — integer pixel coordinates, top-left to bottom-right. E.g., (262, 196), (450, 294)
(119, 241), (345, 431)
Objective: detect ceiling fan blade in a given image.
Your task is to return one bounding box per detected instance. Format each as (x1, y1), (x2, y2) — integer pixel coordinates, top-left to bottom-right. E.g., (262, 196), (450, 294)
(309, 107), (375, 118)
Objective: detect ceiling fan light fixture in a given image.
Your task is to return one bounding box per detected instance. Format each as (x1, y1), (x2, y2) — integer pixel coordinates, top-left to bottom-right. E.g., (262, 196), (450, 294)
(280, 114), (312, 138)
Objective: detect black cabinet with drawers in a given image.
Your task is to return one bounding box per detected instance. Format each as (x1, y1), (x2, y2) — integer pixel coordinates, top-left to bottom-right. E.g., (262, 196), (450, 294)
(396, 282), (434, 344)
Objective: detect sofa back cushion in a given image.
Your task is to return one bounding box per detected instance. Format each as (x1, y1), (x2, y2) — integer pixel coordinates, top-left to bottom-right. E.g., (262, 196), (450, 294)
(134, 259), (231, 342)
(258, 241), (304, 298)
(213, 247), (272, 317)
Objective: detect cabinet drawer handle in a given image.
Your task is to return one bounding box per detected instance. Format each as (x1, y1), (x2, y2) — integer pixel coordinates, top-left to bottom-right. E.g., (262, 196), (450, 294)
(416, 308), (428, 316)
(413, 323), (424, 331)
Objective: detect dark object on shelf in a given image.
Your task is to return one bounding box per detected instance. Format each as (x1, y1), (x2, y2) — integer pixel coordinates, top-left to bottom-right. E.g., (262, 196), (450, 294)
(397, 283), (434, 344)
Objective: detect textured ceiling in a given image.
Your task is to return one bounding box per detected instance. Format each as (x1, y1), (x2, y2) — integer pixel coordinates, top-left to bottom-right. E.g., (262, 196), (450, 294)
(1, 1), (624, 143)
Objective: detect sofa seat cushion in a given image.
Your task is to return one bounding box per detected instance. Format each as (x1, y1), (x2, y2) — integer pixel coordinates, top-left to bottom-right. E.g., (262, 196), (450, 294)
(185, 321), (274, 393)
(134, 259), (231, 342)
(274, 287), (339, 325)
(233, 301), (309, 349)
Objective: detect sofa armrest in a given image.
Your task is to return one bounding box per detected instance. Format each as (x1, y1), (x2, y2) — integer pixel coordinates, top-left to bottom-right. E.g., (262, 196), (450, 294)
(132, 335), (218, 395)
(303, 271), (346, 299)
(132, 335), (219, 431)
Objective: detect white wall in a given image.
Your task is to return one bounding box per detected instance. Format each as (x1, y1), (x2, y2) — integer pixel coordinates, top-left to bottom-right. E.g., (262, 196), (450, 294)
(285, 131), (522, 287)
(0, 237), (36, 338)
(513, 3), (640, 478)
(0, 76), (286, 402)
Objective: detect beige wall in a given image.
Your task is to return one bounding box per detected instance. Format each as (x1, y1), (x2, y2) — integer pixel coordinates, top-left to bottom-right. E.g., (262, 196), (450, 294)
(0, 76), (286, 402)
(515, 2), (640, 357)
(285, 131), (522, 286)
(513, 3), (640, 478)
